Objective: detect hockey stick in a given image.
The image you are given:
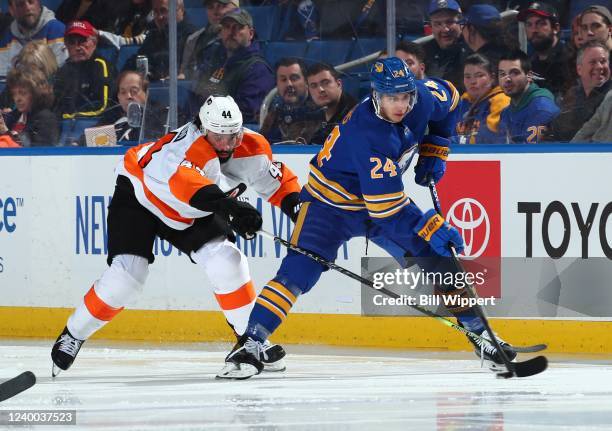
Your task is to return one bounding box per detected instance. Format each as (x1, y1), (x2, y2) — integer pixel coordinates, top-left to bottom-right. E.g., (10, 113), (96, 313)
(258, 229), (544, 354)
(427, 178), (548, 378)
(0, 371), (36, 402)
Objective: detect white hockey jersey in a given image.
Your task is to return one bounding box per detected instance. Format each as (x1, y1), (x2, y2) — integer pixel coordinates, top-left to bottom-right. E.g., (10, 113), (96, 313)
(117, 123), (300, 230)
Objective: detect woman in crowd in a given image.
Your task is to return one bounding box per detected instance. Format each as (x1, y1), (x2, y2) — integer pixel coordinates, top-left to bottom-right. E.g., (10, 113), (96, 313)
(454, 53), (510, 144)
(1, 41), (58, 110)
(0, 68), (59, 147)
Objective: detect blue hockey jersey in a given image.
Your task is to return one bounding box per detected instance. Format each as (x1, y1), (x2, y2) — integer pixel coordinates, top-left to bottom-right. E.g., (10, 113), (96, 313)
(498, 83), (560, 143)
(302, 78), (459, 237)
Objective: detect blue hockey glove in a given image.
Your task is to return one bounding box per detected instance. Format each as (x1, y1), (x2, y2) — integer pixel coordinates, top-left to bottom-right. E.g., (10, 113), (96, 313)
(414, 135), (450, 186)
(414, 209), (464, 256)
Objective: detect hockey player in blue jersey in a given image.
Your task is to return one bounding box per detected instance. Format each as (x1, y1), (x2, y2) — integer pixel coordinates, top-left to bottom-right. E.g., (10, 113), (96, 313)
(217, 58), (516, 380)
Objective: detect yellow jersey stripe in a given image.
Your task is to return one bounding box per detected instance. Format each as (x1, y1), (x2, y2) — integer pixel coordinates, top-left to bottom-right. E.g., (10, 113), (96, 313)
(363, 190), (405, 203)
(290, 202), (310, 245)
(304, 184), (365, 211)
(365, 194), (408, 212)
(310, 165), (361, 201)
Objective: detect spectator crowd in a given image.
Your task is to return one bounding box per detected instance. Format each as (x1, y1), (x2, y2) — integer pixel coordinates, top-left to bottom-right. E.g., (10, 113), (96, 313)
(0, 0), (610, 147)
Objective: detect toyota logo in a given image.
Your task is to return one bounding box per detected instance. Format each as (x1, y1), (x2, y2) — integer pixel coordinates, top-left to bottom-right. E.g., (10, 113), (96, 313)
(446, 198), (490, 258)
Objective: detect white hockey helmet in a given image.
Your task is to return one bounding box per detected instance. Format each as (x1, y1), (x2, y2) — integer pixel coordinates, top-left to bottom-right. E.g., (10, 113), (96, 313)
(198, 95), (243, 135)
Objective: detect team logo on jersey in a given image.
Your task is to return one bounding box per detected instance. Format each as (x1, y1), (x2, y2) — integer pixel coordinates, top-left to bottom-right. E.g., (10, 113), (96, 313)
(374, 62), (384, 73)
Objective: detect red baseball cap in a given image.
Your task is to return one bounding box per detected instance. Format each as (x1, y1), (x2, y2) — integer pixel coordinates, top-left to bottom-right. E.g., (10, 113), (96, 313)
(65, 20), (97, 38)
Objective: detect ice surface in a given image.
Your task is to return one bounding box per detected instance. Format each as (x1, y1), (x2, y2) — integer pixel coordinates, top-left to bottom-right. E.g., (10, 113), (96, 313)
(1, 340), (611, 430)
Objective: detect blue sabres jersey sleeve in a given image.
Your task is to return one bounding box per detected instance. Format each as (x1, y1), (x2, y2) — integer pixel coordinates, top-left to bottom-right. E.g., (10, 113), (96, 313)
(404, 79), (460, 141)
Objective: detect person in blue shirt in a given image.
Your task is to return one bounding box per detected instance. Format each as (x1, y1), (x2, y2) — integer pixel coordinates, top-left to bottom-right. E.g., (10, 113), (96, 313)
(216, 57), (517, 380)
(455, 53), (510, 144)
(498, 49), (560, 143)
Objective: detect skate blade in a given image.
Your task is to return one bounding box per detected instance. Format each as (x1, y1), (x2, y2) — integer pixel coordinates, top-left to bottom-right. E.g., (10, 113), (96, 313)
(216, 362), (259, 380)
(262, 359), (286, 372)
(51, 364), (62, 378)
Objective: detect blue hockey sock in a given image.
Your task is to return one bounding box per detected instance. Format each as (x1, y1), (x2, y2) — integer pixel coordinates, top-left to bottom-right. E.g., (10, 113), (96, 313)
(457, 315), (485, 335)
(246, 280), (299, 342)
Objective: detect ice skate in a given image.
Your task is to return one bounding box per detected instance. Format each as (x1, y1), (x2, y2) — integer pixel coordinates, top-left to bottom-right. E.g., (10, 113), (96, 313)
(261, 339), (286, 372)
(51, 327), (85, 377)
(470, 330), (517, 372)
(216, 336), (267, 380)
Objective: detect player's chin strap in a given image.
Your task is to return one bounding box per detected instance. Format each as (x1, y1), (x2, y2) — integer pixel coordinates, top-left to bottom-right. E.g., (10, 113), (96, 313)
(257, 229), (546, 356)
(426, 175), (548, 379)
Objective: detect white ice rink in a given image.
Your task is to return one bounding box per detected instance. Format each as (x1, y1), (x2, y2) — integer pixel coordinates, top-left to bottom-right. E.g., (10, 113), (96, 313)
(1, 340), (611, 430)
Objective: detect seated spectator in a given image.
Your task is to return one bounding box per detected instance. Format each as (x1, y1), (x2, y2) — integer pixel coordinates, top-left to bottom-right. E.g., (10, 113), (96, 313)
(395, 41), (426, 80)
(124, 0), (195, 81)
(422, 0), (469, 90)
(0, 68), (59, 146)
(460, 4), (506, 70)
(306, 62), (357, 145)
(179, 0), (238, 81)
(1, 40), (58, 109)
(455, 53), (510, 144)
(54, 20), (116, 119)
(114, 0), (153, 38)
(0, 0), (67, 76)
(497, 49), (560, 143)
(549, 41), (610, 142)
(517, 2), (569, 99)
(79, 70), (167, 145)
(580, 5), (611, 51)
(193, 8), (274, 123)
(260, 57), (323, 144)
(571, 89), (612, 143)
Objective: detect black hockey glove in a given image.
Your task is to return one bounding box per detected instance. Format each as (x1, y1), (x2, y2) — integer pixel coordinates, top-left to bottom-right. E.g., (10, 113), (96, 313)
(189, 183), (261, 240)
(225, 199), (262, 240)
(280, 192), (301, 223)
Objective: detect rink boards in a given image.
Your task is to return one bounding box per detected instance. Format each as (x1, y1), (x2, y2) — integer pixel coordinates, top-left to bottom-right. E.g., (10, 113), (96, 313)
(1, 144), (612, 353)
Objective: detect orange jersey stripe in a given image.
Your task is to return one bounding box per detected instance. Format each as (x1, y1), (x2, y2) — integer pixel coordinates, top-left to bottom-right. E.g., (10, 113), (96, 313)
(123, 148), (194, 224)
(84, 286), (124, 321)
(214, 281), (256, 310)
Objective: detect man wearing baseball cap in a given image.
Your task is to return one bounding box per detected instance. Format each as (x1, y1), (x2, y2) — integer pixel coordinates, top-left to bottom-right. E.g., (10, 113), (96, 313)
(460, 4), (507, 69)
(518, 2), (569, 98)
(423, 0), (470, 90)
(196, 8), (274, 123)
(179, 0), (239, 81)
(54, 20), (116, 121)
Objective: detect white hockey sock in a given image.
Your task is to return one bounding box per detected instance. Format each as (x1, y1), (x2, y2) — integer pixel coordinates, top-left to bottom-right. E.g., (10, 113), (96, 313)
(191, 237), (256, 336)
(67, 255), (148, 340)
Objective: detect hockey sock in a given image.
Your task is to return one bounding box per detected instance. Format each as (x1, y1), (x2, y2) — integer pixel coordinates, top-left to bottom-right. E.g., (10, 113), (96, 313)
(67, 255), (147, 340)
(192, 238), (256, 336)
(456, 314), (485, 334)
(246, 280), (300, 342)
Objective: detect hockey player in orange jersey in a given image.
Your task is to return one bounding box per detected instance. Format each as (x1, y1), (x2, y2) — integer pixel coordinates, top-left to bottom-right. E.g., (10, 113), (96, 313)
(51, 95), (301, 377)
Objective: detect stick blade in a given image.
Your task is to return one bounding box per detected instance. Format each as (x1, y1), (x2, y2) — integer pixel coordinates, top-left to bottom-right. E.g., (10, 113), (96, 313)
(496, 356), (548, 379)
(0, 371), (36, 402)
(513, 344), (547, 353)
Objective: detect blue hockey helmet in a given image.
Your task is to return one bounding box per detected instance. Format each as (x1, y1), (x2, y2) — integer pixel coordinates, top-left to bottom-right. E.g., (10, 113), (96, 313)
(370, 57), (417, 122)
(370, 57), (416, 94)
